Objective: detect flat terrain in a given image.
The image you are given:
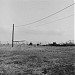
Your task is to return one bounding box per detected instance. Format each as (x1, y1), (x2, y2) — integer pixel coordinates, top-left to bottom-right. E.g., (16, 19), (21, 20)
(0, 45), (75, 75)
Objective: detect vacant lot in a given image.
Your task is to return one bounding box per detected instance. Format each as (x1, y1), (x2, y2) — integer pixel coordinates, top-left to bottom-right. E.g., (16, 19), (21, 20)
(0, 45), (75, 75)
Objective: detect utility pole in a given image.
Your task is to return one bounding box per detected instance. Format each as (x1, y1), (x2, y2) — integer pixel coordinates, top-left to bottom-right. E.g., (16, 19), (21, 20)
(12, 24), (14, 47)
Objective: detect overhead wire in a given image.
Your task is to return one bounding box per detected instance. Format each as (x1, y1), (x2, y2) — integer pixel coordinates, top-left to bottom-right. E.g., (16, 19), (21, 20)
(32, 14), (74, 28)
(19, 14), (74, 32)
(15, 3), (75, 27)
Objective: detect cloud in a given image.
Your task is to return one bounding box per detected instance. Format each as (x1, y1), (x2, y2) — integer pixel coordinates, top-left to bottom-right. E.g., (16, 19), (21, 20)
(25, 30), (63, 36)
(0, 27), (11, 41)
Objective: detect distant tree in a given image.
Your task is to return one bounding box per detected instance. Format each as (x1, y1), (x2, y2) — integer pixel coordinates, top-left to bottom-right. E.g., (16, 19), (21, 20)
(29, 42), (33, 46)
(53, 42), (57, 45)
(37, 43), (40, 46)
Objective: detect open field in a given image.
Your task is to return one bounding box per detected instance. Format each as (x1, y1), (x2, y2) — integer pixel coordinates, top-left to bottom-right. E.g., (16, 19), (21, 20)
(0, 45), (75, 75)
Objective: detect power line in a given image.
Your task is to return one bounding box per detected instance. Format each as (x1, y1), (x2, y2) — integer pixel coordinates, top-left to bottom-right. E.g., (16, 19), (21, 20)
(19, 14), (74, 32)
(15, 3), (75, 27)
(33, 14), (74, 28)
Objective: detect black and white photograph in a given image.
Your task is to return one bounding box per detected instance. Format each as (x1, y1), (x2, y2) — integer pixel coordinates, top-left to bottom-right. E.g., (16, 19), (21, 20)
(0, 0), (75, 75)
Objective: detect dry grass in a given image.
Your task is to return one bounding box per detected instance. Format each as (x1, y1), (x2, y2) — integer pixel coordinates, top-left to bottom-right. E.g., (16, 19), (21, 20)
(0, 45), (74, 75)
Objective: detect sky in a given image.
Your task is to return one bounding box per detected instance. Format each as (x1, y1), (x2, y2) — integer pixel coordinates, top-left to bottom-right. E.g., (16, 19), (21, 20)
(0, 0), (74, 44)
(74, 0), (75, 43)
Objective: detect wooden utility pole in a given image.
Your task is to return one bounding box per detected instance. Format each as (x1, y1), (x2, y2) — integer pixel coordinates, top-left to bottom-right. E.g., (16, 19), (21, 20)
(12, 24), (14, 47)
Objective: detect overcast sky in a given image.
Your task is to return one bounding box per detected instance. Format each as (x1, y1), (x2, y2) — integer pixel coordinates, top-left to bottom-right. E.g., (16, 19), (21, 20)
(0, 0), (74, 44)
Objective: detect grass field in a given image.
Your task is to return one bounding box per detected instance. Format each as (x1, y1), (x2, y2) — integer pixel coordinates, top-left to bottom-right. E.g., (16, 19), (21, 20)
(0, 45), (75, 75)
